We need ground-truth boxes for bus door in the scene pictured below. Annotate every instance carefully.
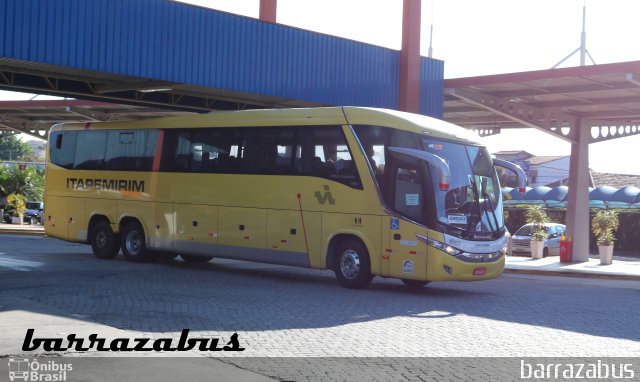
[386,163,429,281]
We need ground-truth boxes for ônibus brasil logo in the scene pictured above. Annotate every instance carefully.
[8,358,72,382]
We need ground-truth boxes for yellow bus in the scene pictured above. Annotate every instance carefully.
[44,107,524,289]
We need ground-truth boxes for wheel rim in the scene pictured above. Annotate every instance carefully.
[340,249,361,280]
[125,230,142,256]
[95,230,108,249]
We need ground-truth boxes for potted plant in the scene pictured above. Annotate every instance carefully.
[525,205,549,259]
[6,193,27,225]
[591,209,619,265]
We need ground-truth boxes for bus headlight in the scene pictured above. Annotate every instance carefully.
[417,234,504,263]
[456,251,503,263]
[417,234,462,256]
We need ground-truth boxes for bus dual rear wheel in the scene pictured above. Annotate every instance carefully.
[90,220,120,259]
[121,221,157,262]
[334,238,373,289]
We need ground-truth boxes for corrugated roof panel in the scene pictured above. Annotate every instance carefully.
[0,0,443,116]
[420,57,444,119]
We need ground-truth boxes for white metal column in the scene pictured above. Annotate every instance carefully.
[565,118,591,262]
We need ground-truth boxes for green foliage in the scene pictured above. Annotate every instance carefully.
[0,134,35,161]
[591,209,619,246]
[504,206,640,252]
[6,193,27,217]
[524,204,549,241]
[0,166,44,201]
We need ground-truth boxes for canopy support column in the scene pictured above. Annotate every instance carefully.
[565,118,591,262]
[259,0,277,23]
[399,0,421,113]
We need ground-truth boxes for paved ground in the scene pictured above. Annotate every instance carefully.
[1,234,639,381]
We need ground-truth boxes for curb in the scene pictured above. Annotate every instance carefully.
[0,229,45,237]
[504,268,640,281]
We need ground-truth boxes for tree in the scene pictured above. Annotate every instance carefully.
[0,166,44,201]
[0,134,35,161]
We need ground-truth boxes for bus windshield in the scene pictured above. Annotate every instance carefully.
[422,139,503,235]
[353,125,503,237]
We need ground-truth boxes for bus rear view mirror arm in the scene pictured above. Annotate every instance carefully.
[389,147,451,190]
[492,158,527,193]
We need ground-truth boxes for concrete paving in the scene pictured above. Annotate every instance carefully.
[1,233,639,381]
[505,254,640,280]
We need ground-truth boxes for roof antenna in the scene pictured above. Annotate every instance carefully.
[552,0,596,68]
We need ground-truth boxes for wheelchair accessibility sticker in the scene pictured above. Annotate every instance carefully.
[390,218,400,230]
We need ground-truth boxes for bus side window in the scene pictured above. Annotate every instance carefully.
[49,131,77,169]
[103,130,156,171]
[306,126,361,189]
[74,130,107,170]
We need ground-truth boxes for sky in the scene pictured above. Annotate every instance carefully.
[4,0,640,174]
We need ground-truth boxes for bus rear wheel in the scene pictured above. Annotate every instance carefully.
[90,220,120,259]
[334,238,373,289]
[121,221,156,262]
[180,254,213,263]
[401,279,430,288]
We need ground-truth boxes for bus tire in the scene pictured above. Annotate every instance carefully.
[401,279,430,288]
[90,220,120,259]
[334,238,373,289]
[180,254,213,263]
[121,221,155,262]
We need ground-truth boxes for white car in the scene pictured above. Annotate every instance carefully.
[510,223,567,257]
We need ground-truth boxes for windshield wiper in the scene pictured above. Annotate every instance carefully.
[467,175,482,232]
[480,179,500,232]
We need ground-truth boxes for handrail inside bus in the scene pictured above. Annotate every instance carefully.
[389,147,451,190]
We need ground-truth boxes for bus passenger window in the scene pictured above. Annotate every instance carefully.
[74,130,107,170]
[306,126,361,189]
[49,131,77,169]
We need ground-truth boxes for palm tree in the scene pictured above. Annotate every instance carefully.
[0,167,44,201]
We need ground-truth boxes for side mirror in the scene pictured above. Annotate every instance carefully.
[493,158,527,193]
[389,147,451,190]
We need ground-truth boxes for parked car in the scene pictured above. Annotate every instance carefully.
[2,201,44,225]
[510,223,566,257]
[25,201,44,225]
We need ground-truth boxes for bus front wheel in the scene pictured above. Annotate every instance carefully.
[90,220,120,259]
[334,238,373,289]
[121,221,155,262]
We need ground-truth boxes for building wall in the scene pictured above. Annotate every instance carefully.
[530,157,570,186]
